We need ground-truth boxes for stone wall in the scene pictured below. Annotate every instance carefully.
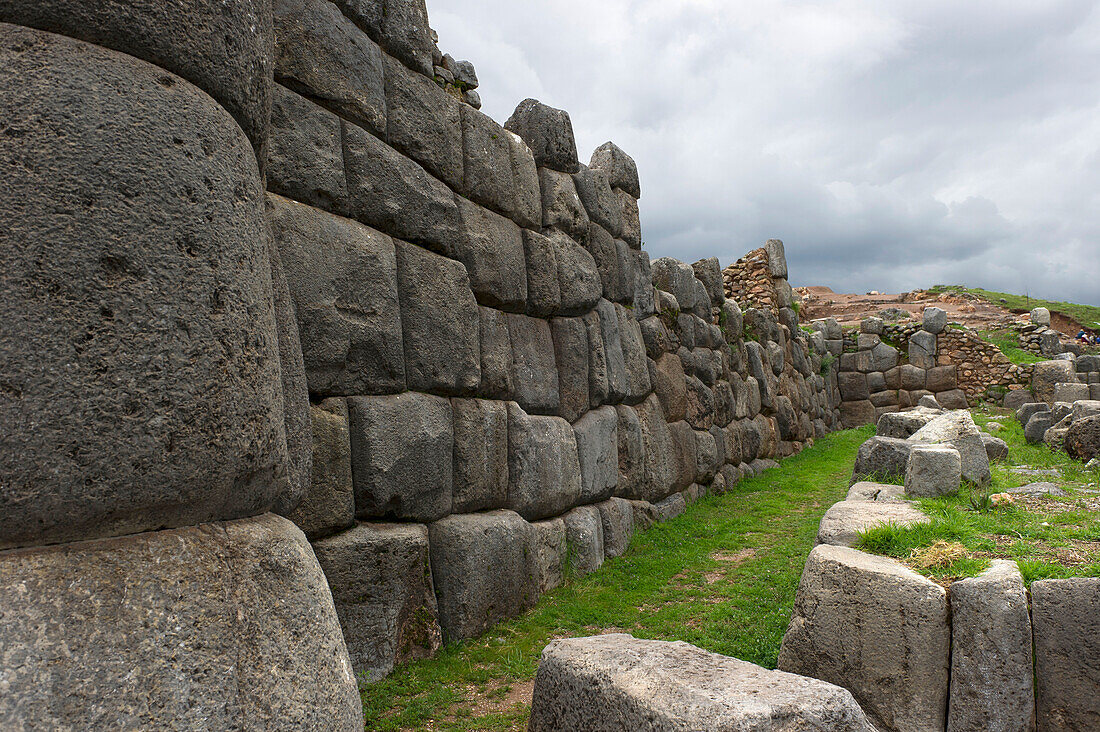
[0,5,361,729]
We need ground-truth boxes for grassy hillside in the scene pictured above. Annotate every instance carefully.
[928,284,1100,329]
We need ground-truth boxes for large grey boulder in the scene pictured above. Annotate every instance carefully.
[922,306,947,334]
[651,257,699,313]
[852,436,913,483]
[395,240,480,396]
[451,398,509,514]
[1030,306,1051,326]
[286,400,355,540]
[1025,412,1054,445]
[1032,360,1077,403]
[269,194,405,396]
[268,84,348,211]
[453,197,528,312]
[596,497,635,558]
[1,27,290,549]
[653,492,687,522]
[348,393,453,522]
[653,352,689,422]
[614,404,645,499]
[948,560,1035,732]
[521,228,561,317]
[691,257,725,306]
[574,407,620,504]
[504,98,579,173]
[1003,389,1036,411]
[816,500,930,547]
[507,403,582,520]
[765,238,788,278]
[530,518,567,594]
[616,303,653,401]
[909,330,937,369]
[909,411,991,486]
[429,510,537,642]
[1031,577,1100,731]
[460,106,533,228]
[778,545,950,732]
[0,0,273,159]
[529,634,877,732]
[312,522,441,681]
[563,505,605,576]
[1065,414,1100,462]
[590,142,641,198]
[876,407,942,438]
[0,514,362,730]
[273,0,385,136]
[583,222,632,303]
[904,444,961,498]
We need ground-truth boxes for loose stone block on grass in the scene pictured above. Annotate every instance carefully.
[909,410,991,486]
[852,436,913,483]
[816,500,930,547]
[904,444,961,498]
[529,635,877,732]
[778,545,950,732]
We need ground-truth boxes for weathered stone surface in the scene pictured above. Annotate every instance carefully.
[507,403,582,520]
[1003,388,1036,411]
[651,257,699,312]
[348,393,452,522]
[550,228,602,315]
[596,498,635,558]
[381,53,463,189]
[685,376,716,430]
[634,395,678,501]
[505,98,579,173]
[269,194,405,396]
[764,238,788,279]
[1065,414,1100,462]
[530,634,877,732]
[343,118,463,253]
[451,398,509,514]
[0,514,363,730]
[312,522,440,682]
[905,444,961,498]
[693,429,721,483]
[669,420,699,490]
[653,352,689,422]
[584,222,632,303]
[869,342,899,372]
[1032,360,1077,403]
[477,307,514,399]
[287,400,355,540]
[1052,381,1090,403]
[1031,577,1100,732]
[574,407,619,504]
[1025,412,1054,444]
[573,164,623,238]
[521,229,562,317]
[839,372,870,401]
[922,306,947,334]
[778,544,950,732]
[852,436,913,483]
[876,407,941,439]
[460,106,530,226]
[332,0,434,77]
[616,303,653,402]
[505,129,543,229]
[1,0,273,160]
[269,83,349,212]
[531,518,567,594]
[909,330,937,369]
[595,299,629,403]
[936,389,969,410]
[981,432,1010,462]
[840,399,877,429]
[0,28,290,549]
[919,394,943,409]
[924,365,956,393]
[453,197,527,312]
[653,491,687,521]
[273,0,385,135]
[845,482,906,502]
[563,505,605,576]
[507,313,560,414]
[909,411,991,486]
[590,142,641,198]
[539,168,590,241]
[816,500,930,547]
[1030,306,1052,326]
[1018,401,1051,426]
[550,316,591,423]
[614,405,645,499]
[627,499,659,531]
[691,257,724,306]
[429,510,536,642]
[632,251,657,317]
[395,240,480,395]
[948,560,1035,732]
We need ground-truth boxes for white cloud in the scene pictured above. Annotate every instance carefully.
[429,0,1100,305]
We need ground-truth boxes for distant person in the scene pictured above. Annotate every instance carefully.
[1077,329,1089,343]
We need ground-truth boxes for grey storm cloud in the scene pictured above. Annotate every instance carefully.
[429,0,1100,305]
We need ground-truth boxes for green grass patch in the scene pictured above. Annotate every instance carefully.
[927,284,1100,329]
[361,426,875,730]
[855,407,1100,584]
[976,328,1045,365]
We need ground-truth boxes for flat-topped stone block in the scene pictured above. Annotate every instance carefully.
[816,500,930,547]
[905,444,961,498]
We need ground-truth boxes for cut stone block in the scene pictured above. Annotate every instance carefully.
[590,141,641,198]
[269,84,348,212]
[852,436,913,483]
[505,98,579,173]
[530,635,877,732]
[1031,577,1100,732]
[348,393,453,522]
[922,306,947,334]
[530,518,567,594]
[816,501,930,547]
[453,197,527,312]
[596,497,635,558]
[395,240,481,396]
[909,411,991,486]
[1032,360,1076,403]
[0,514,363,730]
[948,560,1035,732]
[507,313,560,415]
[286,399,356,540]
[506,403,582,520]
[451,398,509,514]
[845,482,906,502]
[429,510,536,642]
[478,307,514,400]
[778,545,950,732]
[538,168,590,242]
[521,229,561,317]
[909,330,937,369]
[563,505,605,577]
[312,522,441,681]
[551,316,590,423]
[573,406,619,504]
[904,444,962,498]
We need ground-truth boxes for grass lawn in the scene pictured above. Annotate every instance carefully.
[927,284,1100,329]
[361,425,874,731]
[857,406,1100,585]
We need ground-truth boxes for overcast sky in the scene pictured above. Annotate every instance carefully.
[430,0,1100,306]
